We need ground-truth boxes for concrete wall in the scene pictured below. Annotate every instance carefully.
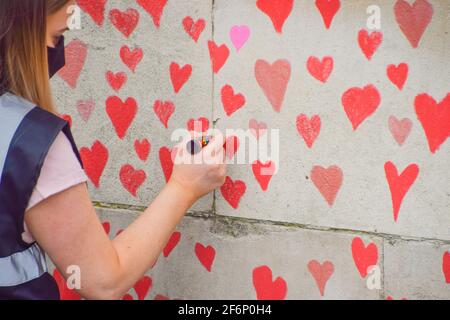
[50,0,450,299]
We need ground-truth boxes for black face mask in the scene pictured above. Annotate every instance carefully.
[47,35,66,78]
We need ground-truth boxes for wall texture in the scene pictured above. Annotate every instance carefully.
[50,0,449,299]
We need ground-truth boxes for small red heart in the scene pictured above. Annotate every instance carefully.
[53,269,82,300]
[154,294,169,300]
[106,96,137,139]
[308,260,334,297]
[187,117,209,132]
[221,85,246,116]
[102,221,110,235]
[252,160,276,191]
[159,146,174,182]
[358,29,383,61]
[252,265,287,300]
[119,164,147,197]
[58,39,87,89]
[385,161,419,222]
[351,237,378,278]
[307,56,333,83]
[249,119,267,139]
[443,251,450,284]
[388,116,412,146]
[195,243,216,272]
[137,0,168,27]
[310,165,343,206]
[79,140,109,188]
[153,100,175,128]
[120,45,143,73]
[342,84,381,130]
[109,8,139,38]
[134,138,151,161]
[220,176,246,209]
[61,114,72,128]
[296,114,321,148]
[77,0,106,26]
[163,231,181,257]
[208,41,230,74]
[315,0,341,29]
[122,294,134,300]
[133,276,152,300]
[106,71,127,92]
[223,136,239,159]
[387,63,408,90]
[170,62,192,93]
[256,0,293,33]
[183,16,206,42]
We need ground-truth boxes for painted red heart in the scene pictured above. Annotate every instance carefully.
[208,41,229,74]
[137,0,168,27]
[307,260,334,297]
[159,146,174,182]
[296,114,321,148]
[384,161,419,222]
[109,8,139,38]
[414,93,450,154]
[307,56,333,83]
[310,165,343,206]
[102,221,110,235]
[154,294,169,300]
[221,85,246,116]
[53,269,82,300]
[252,160,276,191]
[120,45,143,73]
[351,237,378,278]
[61,114,72,128]
[249,119,267,139]
[387,63,408,90]
[170,62,192,93]
[58,39,87,89]
[315,0,341,29]
[388,116,412,146]
[394,0,433,48]
[77,0,106,26]
[256,0,293,34]
[195,243,216,272]
[134,138,151,161]
[223,136,239,159]
[122,294,133,300]
[77,99,95,122]
[220,176,246,209]
[342,84,381,130]
[358,29,383,61]
[163,231,181,257]
[183,16,205,42]
[255,59,291,113]
[134,276,152,300]
[106,96,137,139]
[253,265,287,300]
[119,164,146,197]
[106,71,127,92]
[443,251,450,284]
[153,100,175,128]
[187,117,209,132]
[79,140,109,188]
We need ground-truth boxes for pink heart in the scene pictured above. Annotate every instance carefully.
[249,119,267,139]
[388,116,412,146]
[58,39,87,89]
[76,99,95,122]
[230,25,250,51]
[311,165,343,206]
[308,260,334,297]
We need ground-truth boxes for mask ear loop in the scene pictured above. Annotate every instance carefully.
[47,35,66,78]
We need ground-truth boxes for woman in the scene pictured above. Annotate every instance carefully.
[0,0,226,300]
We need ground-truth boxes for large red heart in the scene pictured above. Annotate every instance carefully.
[255,59,291,113]
[170,62,192,93]
[220,176,246,209]
[109,8,139,38]
[208,41,230,74]
[310,165,343,206]
[53,269,82,300]
[137,0,168,27]
[307,260,334,297]
[106,71,127,92]
[187,117,209,132]
[159,146,174,182]
[351,237,378,278]
[77,0,106,26]
[79,140,109,188]
[342,84,381,130]
[119,164,146,197]
[296,114,321,148]
[443,251,450,284]
[256,0,293,34]
[387,63,408,91]
[58,39,87,89]
[252,160,276,191]
[252,265,287,300]
[315,0,341,29]
[183,16,205,42]
[163,231,181,257]
[307,56,333,83]
[134,138,151,161]
[388,116,412,146]
[358,29,383,61]
[153,100,175,128]
[195,243,216,272]
[106,96,137,139]
[414,93,450,154]
[133,276,152,300]
[384,161,419,222]
[221,85,246,116]
[120,45,143,72]
[394,0,433,48]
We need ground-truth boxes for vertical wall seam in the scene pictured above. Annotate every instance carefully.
[211,0,217,216]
